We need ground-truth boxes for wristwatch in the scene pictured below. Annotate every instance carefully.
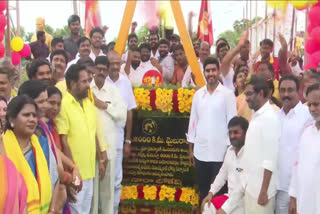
[125,139,132,145]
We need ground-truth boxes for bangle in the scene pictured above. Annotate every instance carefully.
[99,159,106,164]
[125,139,131,145]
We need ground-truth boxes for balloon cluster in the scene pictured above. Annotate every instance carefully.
[267,0,318,11]
[10,37,31,65]
[0,1,7,58]
[305,2,320,69]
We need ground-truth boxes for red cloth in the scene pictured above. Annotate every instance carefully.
[85,1,101,37]
[197,0,214,46]
[211,195,229,210]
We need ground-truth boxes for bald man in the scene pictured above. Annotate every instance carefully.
[106,51,137,214]
[199,41,211,71]
[31,17,54,52]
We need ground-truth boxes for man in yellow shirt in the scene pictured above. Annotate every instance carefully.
[55,64,103,213]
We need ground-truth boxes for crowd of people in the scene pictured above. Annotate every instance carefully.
[0,13,319,214]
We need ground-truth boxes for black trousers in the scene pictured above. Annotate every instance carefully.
[194,157,227,204]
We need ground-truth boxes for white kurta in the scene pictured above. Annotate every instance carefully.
[289,122,320,214]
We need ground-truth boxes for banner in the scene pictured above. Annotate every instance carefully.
[196,0,214,46]
[84,0,101,37]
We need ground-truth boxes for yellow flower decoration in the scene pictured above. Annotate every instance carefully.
[133,88,152,111]
[159,185,176,201]
[190,193,199,206]
[121,185,138,200]
[143,185,157,200]
[179,188,196,204]
[155,88,173,113]
[177,88,195,113]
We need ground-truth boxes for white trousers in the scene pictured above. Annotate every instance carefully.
[70,179,93,214]
[91,158,116,214]
[276,190,290,214]
[244,192,275,214]
[114,149,123,214]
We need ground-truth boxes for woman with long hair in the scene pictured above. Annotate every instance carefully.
[2,95,52,213]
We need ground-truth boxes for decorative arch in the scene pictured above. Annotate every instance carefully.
[114,0,205,86]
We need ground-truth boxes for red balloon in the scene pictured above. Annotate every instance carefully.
[0,30,4,42]
[307,23,316,34]
[0,1,7,12]
[0,12,6,29]
[308,6,320,26]
[310,51,320,67]
[19,44,31,58]
[11,51,21,66]
[305,39,320,55]
[311,27,320,44]
[0,42,5,58]
[303,63,317,70]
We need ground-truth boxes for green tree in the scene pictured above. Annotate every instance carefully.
[218,16,262,49]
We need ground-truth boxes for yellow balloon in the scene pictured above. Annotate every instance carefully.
[291,1,307,8]
[10,37,24,52]
[267,0,288,9]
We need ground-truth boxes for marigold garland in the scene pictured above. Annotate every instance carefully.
[155,88,173,113]
[121,185,199,206]
[133,88,152,111]
[134,87,196,114]
[177,88,195,113]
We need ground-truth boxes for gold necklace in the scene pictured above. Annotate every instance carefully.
[20,140,32,153]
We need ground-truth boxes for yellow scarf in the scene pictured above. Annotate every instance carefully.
[3,130,52,214]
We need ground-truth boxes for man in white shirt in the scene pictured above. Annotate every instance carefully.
[123,43,162,86]
[218,74,281,214]
[158,39,175,84]
[106,51,137,214]
[216,42,235,92]
[50,49,68,84]
[276,75,313,214]
[66,37,91,71]
[89,27,106,62]
[187,57,237,204]
[121,33,138,63]
[201,116,249,214]
[289,83,320,214]
[148,32,160,59]
[90,56,127,214]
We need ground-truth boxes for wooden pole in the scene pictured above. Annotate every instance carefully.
[73,0,78,15]
[265,1,268,39]
[255,0,258,52]
[272,8,276,56]
[289,7,295,51]
[16,0,20,36]
[6,1,11,56]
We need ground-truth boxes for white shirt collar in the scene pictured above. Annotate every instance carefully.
[253,101,270,118]
[280,101,303,116]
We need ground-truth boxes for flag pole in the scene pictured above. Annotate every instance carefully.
[265,1,268,39]
[6,1,11,56]
[289,7,295,51]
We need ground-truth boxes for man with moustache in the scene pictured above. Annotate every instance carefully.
[158,39,175,84]
[55,64,100,213]
[89,27,105,61]
[50,49,68,84]
[171,45,194,86]
[217,75,280,214]
[149,32,160,59]
[66,37,92,71]
[169,34,181,54]
[289,83,320,214]
[276,75,313,214]
[201,116,249,214]
[106,51,137,214]
[90,56,127,214]
[123,43,161,86]
[121,33,138,63]
[187,57,237,204]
